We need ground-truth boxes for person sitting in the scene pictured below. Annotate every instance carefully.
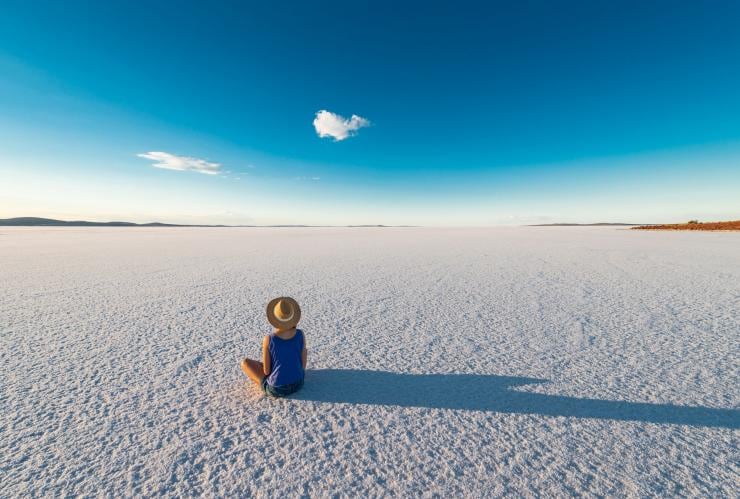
[240,297,307,397]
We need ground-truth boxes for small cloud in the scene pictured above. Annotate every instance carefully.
[311,177,320,181]
[313,110,369,141]
[137,151,221,175]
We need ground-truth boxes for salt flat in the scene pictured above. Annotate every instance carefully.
[1,227,738,497]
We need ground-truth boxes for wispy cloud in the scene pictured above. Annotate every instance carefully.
[313,110,370,141]
[137,151,222,175]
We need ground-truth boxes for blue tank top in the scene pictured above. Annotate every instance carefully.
[267,329,305,387]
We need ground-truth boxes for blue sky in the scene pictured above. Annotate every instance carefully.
[1,1,739,225]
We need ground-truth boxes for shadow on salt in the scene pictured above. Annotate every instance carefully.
[292,369,739,429]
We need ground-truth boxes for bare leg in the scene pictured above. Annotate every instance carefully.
[240,358,265,387]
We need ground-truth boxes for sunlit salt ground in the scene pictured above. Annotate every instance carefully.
[1,227,738,496]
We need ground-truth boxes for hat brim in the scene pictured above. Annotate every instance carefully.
[266,297,301,329]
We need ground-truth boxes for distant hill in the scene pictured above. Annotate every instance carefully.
[529,223,646,227]
[0,217,402,228]
[0,217,206,227]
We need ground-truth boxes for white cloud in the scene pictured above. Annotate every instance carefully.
[313,110,370,141]
[137,151,222,175]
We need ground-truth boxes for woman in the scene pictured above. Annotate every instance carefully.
[240,297,307,397]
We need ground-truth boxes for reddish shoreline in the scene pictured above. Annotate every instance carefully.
[632,220,740,231]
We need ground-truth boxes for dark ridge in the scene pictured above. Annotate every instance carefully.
[0,217,415,228]
[529,223,649,227]
[0,217,201,227]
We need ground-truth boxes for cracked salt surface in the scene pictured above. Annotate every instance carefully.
[1,227,738,496]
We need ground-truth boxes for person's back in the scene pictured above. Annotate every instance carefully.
[267,328,305,387]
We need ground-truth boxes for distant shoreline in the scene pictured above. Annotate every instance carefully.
[4,217,738,230]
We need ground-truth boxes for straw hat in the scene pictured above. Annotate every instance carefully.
[266,296,301,330]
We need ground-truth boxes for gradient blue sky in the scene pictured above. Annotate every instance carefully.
[1,0,739,225]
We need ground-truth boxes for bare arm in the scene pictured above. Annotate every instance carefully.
[301,334,307,369]
[262,335,271,376]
